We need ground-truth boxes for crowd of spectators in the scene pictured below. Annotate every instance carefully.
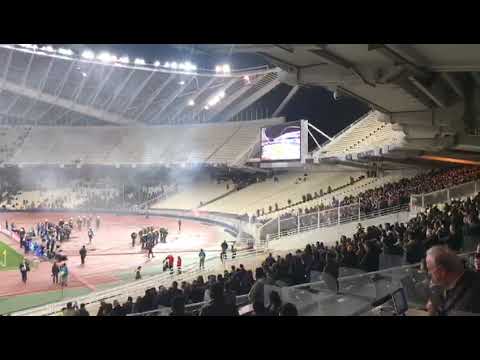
[259,166,480,230]
[90,262,298,317]
[255,174,365,219]
[258,191,480,292]
[64,188,480,317]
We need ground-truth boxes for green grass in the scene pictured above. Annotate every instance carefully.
[0,241,24,271]
[0,287,92,315]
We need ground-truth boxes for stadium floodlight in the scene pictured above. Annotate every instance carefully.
[222,64,231,73]
[153,60,161,67]
[164,62,171,68]
[118,56,130,64]
[188,99,195,106]
[134,58,146,65]
[171,62,178,69]
[184,62,194,72]
[58,48,74,56]
[97,52,115,63]
[81,50,95,60]
[178,63,185,70]
[215,65,222,73]
[41,45,55,53]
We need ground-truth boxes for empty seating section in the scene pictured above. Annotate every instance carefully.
[0,127,31,163]
[207,121,266,164]
[2,118,284,165]
[204,172,361,215]
[150,180,233,210]
[318,111,405,158]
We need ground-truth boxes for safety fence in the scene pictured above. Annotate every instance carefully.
[410,179,480,213]
[257,203,410,243]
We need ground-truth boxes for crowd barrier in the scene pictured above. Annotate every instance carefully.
[410,179,480,213]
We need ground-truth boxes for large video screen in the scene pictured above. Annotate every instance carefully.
[261,121,301,161]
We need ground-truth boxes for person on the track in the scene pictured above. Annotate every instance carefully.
[221,240,228,263]
[131,232,137,247]
[87,228,94,244]
[231,243,237,259]
[178,219,182,232]
[59,263,69,287]
[52,261,59,284]
[165,254,174,274]
[177,256,182,274]
[19,259,30,284]
[79,245,87,265]
[147,241,154,259]
[199,249,206,270]
[135,266,142,280]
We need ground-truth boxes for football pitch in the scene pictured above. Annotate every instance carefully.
[0,241,24,271]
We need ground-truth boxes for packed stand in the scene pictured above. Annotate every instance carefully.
[259,166,480,234]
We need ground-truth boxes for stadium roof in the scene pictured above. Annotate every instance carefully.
[196,44,480,114]
[0,45,284,126]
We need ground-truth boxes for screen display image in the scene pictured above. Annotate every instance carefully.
[261,122,301,161]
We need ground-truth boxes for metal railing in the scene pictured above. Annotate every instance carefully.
[410,179,480,212]
[258,202,410,242]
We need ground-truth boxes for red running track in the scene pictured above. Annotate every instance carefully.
[0,211,226,298]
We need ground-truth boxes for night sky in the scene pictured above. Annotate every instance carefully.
[80,44,369,143]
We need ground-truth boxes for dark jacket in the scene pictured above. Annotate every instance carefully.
[405,240,425,264]
[76,308,90,316]
[200,301,239,316]
[360,250,380,273]
[438,270,480,315]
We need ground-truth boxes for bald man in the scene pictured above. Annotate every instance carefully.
[425,245,480,315]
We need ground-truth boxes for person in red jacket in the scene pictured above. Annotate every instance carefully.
[165,254,174,275]
[177,256,182,274]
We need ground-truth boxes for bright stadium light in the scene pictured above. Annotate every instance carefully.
[81,50,95,60]
[164,62,170,68]
[171,62,178,69]
[118,56,130,64]
[58,48,74,56]
[179,80,185,85]
[188,99,195,106]
[215,65,222,73]
[97,52,115,63]
[41,45,55,53]
[153,60,160,67]
[222,64,231,73]
[134,58,146,65]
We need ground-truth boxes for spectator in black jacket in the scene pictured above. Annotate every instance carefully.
[200,283,239,316]
[76,303,90,316]
[360,241,380,273]
[426,245,480,315]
